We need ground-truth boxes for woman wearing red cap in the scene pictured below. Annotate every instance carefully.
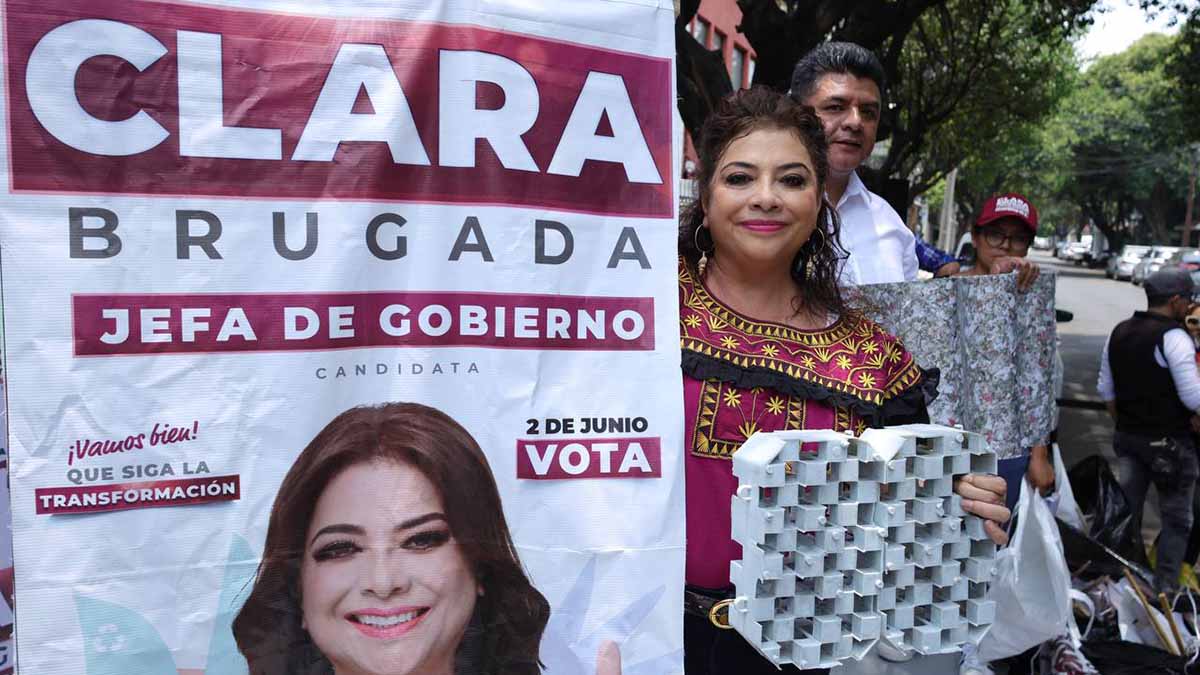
[962,193,1053,496]
[960,193,1041,290]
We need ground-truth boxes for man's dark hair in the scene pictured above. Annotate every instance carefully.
[1147,293,1177,308]
[789,41,887,102]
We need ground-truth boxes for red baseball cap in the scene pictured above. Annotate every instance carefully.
[977,193,1038,234]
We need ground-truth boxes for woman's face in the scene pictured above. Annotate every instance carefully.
[301,459,478,675]
[973,217,1033,272]
[703,126,822,273]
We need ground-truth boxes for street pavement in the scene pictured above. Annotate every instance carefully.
[1047,249,1143,469]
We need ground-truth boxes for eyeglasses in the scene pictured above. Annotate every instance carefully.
[979,227,1033,251]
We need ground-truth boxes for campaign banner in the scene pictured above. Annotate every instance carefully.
[0,346,13,674]
[0,0,683,673]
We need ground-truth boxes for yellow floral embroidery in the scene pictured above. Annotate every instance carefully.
[885,342,902,363]
[862,341,878,354]
[858,372,877,389]
[800,355,816,369]
[738,420,760,439]
[765,396,786,414]
[722,389,742,408]
[835,354,853,370]
[684,314,702,328]
[761,344,780,358]
[855,420,868,435]
[720,335,740,350]
[813,347,833,363]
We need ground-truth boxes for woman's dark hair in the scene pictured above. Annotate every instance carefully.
[679,86,850,319]
[232,402,549,675]
[789,41,887,102]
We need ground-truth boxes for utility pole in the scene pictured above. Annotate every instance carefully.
[1185,145,1199,247]
[938,167,959,252]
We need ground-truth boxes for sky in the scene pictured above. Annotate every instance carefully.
[1076,0,1186,61]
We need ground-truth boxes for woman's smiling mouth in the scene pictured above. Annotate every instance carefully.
[347,607,430,638]
[739,220,788,233]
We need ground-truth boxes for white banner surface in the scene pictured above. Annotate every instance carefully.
[0,0,683,672]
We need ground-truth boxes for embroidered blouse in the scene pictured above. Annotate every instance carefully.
[679,259,937,587]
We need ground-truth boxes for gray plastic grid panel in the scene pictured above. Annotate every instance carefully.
[728,425,997,669]
[877,424,998,656]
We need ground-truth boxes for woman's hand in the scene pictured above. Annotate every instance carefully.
[992,256,1040,291]
[597,640,622,675]
[954,473,1011,546]
[1026,444,1055,496]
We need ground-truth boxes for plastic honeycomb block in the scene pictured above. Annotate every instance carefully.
[729,425,996,667]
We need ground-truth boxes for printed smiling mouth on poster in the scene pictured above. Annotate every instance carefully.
[0,1,682,674]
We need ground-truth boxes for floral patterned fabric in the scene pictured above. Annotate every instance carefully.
[858,272,1058,459]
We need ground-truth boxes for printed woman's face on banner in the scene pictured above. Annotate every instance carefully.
[300,459,479,675]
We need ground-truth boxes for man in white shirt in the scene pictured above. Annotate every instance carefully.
[1098,268,1200,592]
[789,42,917,285]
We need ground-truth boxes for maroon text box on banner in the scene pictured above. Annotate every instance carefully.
[34,475,241,515]
[5,0,674,217]
[516,437,662,479]
[73,291,655,355]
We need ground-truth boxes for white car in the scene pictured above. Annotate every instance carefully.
[1109,245,1150,281]
[1062,242,1089,262]
[1132,246,1182,285]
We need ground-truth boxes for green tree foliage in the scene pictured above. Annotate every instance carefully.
[1052,33,1190,246]
[939,30,1194,248]
[1168,10,1200,137]
[675,0,1093,213]
[885,0,1080,202]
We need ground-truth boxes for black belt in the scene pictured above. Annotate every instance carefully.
[684,585,735,629]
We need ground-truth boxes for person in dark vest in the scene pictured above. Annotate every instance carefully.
[1098,268,1200,591]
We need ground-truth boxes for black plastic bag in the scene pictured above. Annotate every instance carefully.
[1081,640,1193,674]
[1067,454,1152,569]
[1058,518,1155,584]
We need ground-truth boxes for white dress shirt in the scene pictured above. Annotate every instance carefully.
[833,171,918,286]
[1097,327,1200,411]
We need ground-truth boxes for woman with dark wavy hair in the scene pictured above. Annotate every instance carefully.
[232,402,549,675]
[677,87,1009,674]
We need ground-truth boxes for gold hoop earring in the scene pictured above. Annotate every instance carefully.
[808,226,827,252]
[694,222,715,272]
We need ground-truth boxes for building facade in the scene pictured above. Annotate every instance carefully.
[683,0,757,169]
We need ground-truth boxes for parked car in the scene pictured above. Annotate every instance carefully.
[1062,242,1089,262]
[1132,246,1182,285]
[1107,244,1151,280]
[1180,250,1200,275]
[1163,248,1200,273]
[1054,241,1071,258]
[1088,249,1112,268]
[1033,236,1052,251]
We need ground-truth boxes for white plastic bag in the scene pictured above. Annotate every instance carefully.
[1052,442,1086,532]
[976,479,1073,661]
[1109,578,1176,649]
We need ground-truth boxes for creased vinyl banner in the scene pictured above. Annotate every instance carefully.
[0,0,684,673]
